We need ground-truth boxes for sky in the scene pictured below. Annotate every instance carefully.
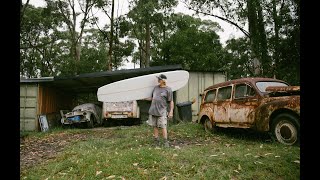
[22,0,245,69]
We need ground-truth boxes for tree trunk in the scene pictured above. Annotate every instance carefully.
[107,0,115,71]
[76,40,81,62]
[145,22,150,67]
[247,0,261,75]
[272,0,280,78]
[163,26,167,62]
[72,0,79,74]
[256,0,269,76]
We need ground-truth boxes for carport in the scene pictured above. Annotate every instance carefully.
[20,65,183,131]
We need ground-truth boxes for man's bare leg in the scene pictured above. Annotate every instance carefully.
[162,128,169,147]
[153,127,160,146]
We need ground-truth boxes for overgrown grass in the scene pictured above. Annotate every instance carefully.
[21,122,300,180]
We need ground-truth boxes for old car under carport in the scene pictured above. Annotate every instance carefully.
[20,65,184,131]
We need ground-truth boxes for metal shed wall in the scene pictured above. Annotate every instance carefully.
[20,84,74,131]
[175,71,226,121]
[20,83,39,131]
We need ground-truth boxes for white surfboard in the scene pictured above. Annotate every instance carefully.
[97,70,189,102]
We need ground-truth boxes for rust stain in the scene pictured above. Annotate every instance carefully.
[266,86,300,92]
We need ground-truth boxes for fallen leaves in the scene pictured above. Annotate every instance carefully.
[264,153,273,156]
[225,143,236,147]
[133,163,139,166]
[254,161,263,165]
[172,154,178,158]
[96,171,102,176]
[106,175,116,179]
[159,176,167,180]
[20,131,88,171]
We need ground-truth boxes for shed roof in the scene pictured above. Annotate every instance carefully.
[20,65,183,93]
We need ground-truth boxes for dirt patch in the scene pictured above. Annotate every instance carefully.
[20,132,88,171]
[20,127,119,171]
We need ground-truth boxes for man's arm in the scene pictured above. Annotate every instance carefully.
[168,100,174,118]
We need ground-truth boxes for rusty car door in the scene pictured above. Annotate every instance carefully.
[201,89,216,120]
[214,86,232,123]
[229,83,260,126]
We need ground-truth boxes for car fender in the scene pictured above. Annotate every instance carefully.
[255,96,300,131]
[197,108,214,124]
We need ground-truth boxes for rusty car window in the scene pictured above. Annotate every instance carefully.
[256,81,288,92]
[235,84,256,99]
[235,85,246,98]
[247,86,256,96]
[217,86,232,101]
[204,89,216,103]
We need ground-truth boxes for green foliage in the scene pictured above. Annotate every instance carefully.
[20,3,65,78]
[224,37,253,79]
[20,0,299,85]
[152,14,225,71]
[186,0,300,84]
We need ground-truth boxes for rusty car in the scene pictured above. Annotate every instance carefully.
[61,103,103,128]
[197,77,300,145]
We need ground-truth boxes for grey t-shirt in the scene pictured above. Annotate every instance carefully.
[148,85,173,116]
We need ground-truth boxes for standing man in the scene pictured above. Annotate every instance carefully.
[146,74,174,148]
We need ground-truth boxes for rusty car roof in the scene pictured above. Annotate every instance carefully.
[204,77,289,91]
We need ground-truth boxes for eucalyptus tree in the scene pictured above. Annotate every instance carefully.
[127,0,178,68]
[152,14,225,71]
[93,0,115,70]
[20,3,66,78]
[184,0,300,84]
[92,1,135,70]
[50,0,97,74]
[183,0,267,75]
[224,38,252,80]
[261,0,300,84]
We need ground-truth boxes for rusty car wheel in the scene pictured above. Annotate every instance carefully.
[271,113,299,145]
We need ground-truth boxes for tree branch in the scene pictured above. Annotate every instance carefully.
[57,0,74,34]
[20,0,30,25]
[187,5,250,38]
[90,8,109,40]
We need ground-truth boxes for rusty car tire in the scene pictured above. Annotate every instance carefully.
[271,113,299,145]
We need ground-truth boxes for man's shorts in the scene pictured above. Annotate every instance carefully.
[147,115,167,129]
